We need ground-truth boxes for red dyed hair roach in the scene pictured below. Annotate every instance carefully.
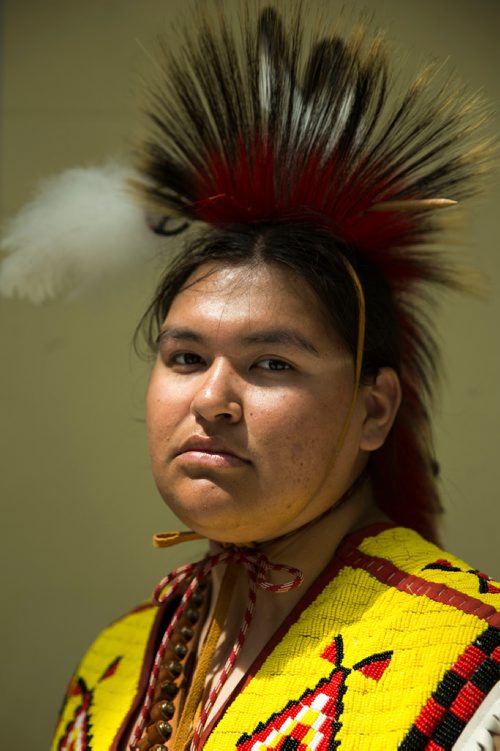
[135,5,492,543]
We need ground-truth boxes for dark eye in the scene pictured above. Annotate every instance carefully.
[255,358,291,371]
[170,352,204,366]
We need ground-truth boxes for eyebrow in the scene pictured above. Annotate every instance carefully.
[157,326,320,356]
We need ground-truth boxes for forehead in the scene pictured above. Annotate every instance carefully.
[164,262,338,344]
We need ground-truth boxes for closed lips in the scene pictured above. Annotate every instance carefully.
[175,438,249,462]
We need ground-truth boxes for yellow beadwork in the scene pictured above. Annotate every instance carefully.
[51,528,500,751]
[204,528,495,750]
[51,604,157,751]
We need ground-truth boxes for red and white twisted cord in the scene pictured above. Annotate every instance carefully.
[129,547,303,749]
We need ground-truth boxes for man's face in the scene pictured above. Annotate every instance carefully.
[146,261,370,543]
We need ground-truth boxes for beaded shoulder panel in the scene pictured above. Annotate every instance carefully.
[51,602,159,751]
[204,527,500,751]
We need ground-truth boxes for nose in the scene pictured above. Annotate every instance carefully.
[190,358,243,424]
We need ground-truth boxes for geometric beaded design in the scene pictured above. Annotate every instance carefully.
[57,658,121,751]
[51,528,500,751]
[400,626,500,750]
[422,560,500,595]
[51,602,159,751]
[236,636,393,750]
[204,528,500,750]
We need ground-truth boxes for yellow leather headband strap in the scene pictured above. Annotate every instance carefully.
[332,254,366,458]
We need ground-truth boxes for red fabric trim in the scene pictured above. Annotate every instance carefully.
[339,546,500,627]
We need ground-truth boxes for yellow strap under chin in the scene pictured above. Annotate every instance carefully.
[153,530,204,548]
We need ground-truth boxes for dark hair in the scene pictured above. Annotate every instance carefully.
[137,223,441,542]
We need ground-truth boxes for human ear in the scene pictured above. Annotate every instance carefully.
[359,367,402,451]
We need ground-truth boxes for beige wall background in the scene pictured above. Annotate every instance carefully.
[1,0,499,746]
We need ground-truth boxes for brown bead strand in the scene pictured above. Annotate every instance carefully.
[135,581,209,751]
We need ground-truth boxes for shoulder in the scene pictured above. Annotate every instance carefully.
[338,524,500,614]
[69,600,160,690]
[51,601,162,751]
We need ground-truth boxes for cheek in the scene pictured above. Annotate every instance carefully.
[250,393,337,476]
[146,373,189,450]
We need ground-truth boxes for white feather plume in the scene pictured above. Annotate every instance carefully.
[0,163,168,303]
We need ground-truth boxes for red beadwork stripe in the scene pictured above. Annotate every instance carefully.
[199,531,499,749]
[425,741,446,751]
[414,697,447,735]
[452,645,487,680]
[294,723,308,740]
[449,682,486,721]
[401,625,500,749]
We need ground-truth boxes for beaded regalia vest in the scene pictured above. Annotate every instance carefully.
[51,526,500,750]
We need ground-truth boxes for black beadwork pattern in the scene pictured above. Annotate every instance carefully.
[399,626,500,750]
[422,560,500,595]
[352,650,393,673]
[236,636,350,750]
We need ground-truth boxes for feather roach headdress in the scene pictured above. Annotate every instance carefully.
[135,4,491,543]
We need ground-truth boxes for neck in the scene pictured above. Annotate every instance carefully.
[209,478,385,623]
[198,480,387,726]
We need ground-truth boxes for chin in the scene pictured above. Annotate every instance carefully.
[158,479,249,540]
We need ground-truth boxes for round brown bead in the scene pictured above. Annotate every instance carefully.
[157,721,173,740]
[151,700,175,722]
[174,642,188,659]
[180,626,194,642]
[167,659,183,677]
[190,591,204,606]
[159,681,179,700]
[159,699,175,719]
[185,608,199,624]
